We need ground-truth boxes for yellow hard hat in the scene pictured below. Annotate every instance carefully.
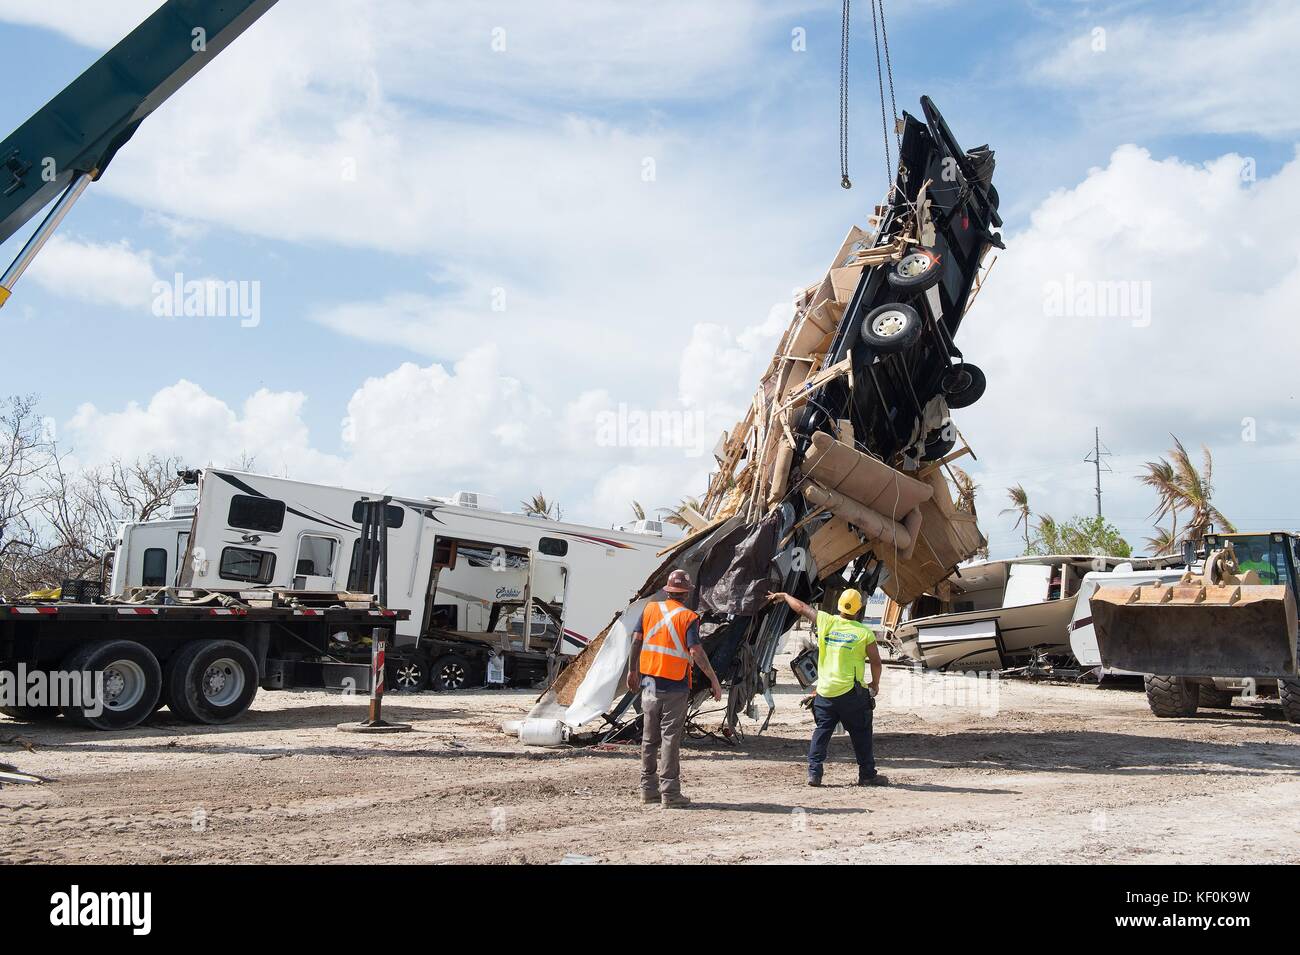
[838,588,863,616]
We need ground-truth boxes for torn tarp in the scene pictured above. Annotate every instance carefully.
[697,511,781,615]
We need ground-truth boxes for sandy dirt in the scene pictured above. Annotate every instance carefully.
[3,658,1298,864]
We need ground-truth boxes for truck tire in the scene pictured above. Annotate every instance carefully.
[61,640,162,730]
[431,654,476,692]
[1198,685,1234,709]
[0,704,61,722]
[1144,674,1200,717]
[165,640,259,724]
[389,657,429,692]
[860,303,923,353]
[1279,678,1300,724]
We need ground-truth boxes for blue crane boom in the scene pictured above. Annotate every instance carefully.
[0,0,279,308]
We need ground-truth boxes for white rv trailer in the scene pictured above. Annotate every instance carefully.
[156,468,668,689]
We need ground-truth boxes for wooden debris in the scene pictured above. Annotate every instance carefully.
[689,212,987,610]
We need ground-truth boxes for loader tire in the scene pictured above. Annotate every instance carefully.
[1279,678,1300,724]
[1144,674,1200,717]
[1198,686,1234,709]
[165,640,259,725]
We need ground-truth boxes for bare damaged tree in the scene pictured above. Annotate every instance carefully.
[0,396,56,596]
[36,454,187,585]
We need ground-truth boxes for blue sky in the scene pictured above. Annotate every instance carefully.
[2,0,1298,555]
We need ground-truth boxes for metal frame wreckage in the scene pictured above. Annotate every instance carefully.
[534,96,1003,740]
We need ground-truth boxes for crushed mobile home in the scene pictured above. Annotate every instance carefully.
[528,97,1001,737]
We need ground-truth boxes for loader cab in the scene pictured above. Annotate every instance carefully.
[1205,532,1298,592]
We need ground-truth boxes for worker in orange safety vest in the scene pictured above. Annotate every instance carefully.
[626,569,722,808]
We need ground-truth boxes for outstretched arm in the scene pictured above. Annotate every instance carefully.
[767,591,818,625]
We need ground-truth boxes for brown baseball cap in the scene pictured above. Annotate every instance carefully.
[665,569,692,594]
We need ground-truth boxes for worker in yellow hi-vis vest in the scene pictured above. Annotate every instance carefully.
[768,588,888,787]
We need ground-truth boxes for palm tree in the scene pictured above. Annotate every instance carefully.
[1001,483,1032,554]
[1167,436,1234,540]
[1139,435,1234,548]
[630,501,646,521]
[521,492,560,521]
[1139,458,1179,549]
[1145,525,1178,556]
[951,467,977,514]
[1031,513,1061,555]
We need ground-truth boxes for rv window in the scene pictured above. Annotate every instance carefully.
[351,500,405,529]
[141,548,168,587]
[346,538,381,591]
[538,537,568,557]
[228,494,285,533]
[219,547,276,583]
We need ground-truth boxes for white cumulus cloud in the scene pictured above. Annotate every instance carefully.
[25,236,160,310]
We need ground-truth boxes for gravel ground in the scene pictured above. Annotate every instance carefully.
[3,659,1298,864]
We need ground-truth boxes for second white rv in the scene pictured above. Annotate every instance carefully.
[113,469,670,691]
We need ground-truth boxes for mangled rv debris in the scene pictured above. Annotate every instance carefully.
[523,97,1002,740]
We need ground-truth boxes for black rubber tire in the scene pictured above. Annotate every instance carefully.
[389,656,429,692]
[860,303,923,353]
[886,247,943,295]
[1279,678,1300,724]
[1198,686,1235,709]
[0,704,61,722]
[431,654,476,692]
[921,426,956,461]
[61,640,162,730]
[942,363,987,409]
[164,640,259,725]
[1145,674,1200,718]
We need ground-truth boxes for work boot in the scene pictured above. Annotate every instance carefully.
[858,772,890,787]
[661,792,692,809]
[807,771,823,787]
[640,790,659,804]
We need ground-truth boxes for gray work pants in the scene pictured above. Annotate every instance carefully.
[640,684,690,796]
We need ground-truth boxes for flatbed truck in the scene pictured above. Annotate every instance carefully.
[0,590,407,730]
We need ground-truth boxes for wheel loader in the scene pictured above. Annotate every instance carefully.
[1090,532,1300,722]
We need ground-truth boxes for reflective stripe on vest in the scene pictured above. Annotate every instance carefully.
[640,599,695,682]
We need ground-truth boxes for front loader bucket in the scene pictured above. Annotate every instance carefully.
[1091,582,1298,677]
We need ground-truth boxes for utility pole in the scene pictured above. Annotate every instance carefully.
[1083,427,1112,518]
